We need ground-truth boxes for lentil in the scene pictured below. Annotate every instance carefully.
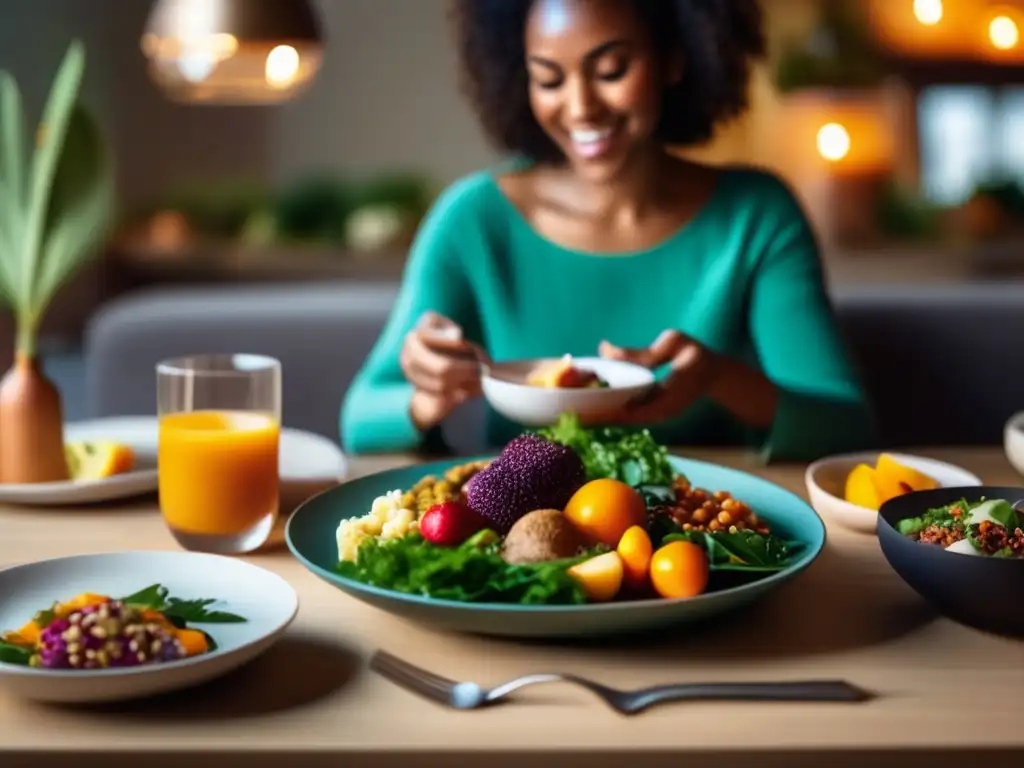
[651,475,769,535]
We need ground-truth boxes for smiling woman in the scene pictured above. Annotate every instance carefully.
[340,0,877,462]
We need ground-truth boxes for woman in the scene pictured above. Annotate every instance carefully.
[341,0,876,460]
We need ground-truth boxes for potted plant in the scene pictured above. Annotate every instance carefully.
[0,40,115,483]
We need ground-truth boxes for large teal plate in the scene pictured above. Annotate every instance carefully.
[285,456,826,639]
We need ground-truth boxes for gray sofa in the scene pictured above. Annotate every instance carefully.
[83,280,1024,455]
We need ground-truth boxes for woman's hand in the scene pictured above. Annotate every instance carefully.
[598,330,721,424]
[401,311,489,430]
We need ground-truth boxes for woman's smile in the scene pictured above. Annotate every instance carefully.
[568,122,622,160]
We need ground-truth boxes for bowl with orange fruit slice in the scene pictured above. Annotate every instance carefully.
[805,451,982,534]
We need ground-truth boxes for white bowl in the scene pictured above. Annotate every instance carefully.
[481,356,655,427]
[1003,412,1024,476]
[0,551,298,703]
[805,451,982,534]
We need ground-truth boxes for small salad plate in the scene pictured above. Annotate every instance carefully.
[0,415,348,507]
[0,550,299,703]
[287,448,825,640]
[481,356,655,427]
[877,486,1024,637]
[805,451,981,534]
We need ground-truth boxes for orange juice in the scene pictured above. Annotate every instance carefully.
[158,410,280,537]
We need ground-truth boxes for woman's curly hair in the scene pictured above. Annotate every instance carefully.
[451,0,766,163]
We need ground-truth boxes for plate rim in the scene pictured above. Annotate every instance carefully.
[0,550,299,678]
[285,453,827,613]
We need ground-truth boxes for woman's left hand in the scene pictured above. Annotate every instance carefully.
[599,330,721,424]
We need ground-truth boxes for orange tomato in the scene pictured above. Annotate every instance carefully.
[617,525,653,587]
[649,541,709,599]
[563,478,647,547]
[566,551,624,602]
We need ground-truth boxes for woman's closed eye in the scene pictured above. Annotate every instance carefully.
[595,57,630,82]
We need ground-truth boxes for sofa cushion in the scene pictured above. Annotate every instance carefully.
[84,280,1023,452]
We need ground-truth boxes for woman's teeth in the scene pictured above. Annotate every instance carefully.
[570,127,615,158]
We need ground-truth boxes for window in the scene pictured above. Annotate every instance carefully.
[918,85,1024,205]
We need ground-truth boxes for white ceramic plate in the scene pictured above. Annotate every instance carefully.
[0,416,348,507]
[805,451,982,534]
[0,550,298,703]
[481,356,655,427]
[1003,412,1024,476]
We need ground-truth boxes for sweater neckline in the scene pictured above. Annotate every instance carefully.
[482,163,734,261]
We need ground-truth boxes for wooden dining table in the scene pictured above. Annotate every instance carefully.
[3,446,1024,768]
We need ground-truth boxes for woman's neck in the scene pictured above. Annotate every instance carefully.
[547,143,675,226]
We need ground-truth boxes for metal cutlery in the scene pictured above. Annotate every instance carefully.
[370,649,873,715]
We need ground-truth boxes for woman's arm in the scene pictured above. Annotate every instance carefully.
[704,353,779,430]
[740,195,877,462]
[340,182,483,455]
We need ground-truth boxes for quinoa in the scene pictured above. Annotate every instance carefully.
[31,600,185,670]
[972,520,1024,556]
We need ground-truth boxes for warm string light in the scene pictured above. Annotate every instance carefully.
[989,13,1020,50]
[817,123,852,163]
[907,0,1022,52]
[914,0,944,26]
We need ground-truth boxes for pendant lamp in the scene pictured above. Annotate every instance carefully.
[141,0,324,104]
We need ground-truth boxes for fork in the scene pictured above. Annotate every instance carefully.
[370,650,872,715]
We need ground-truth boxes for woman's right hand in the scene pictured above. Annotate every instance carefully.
[401,311,488,430]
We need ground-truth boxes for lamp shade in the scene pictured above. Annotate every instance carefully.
[142,0,324,104]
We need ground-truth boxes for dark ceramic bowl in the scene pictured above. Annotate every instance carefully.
[877,485,1024,637]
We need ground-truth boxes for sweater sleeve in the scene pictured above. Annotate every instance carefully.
[339,178,484,454]
[745,181,877,462]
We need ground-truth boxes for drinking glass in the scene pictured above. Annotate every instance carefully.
[156,354,282,554]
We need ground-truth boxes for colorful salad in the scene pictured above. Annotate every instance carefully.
[0,584,246,670]
[334,413,805,605]
[897,497,1024,558]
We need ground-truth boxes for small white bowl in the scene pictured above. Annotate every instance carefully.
[0,551,298,703]
[1003,412,1024,476]
[481,356,655,427]
[805,451,982,534]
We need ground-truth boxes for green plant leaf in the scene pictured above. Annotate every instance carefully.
[162,598,247,624]
[0,70,26,208]
[120,583,169,611]
[18,40,86,349]
[32,103,114,317]
[0,177,19,304]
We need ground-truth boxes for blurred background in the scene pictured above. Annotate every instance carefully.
[2,0,1023,439]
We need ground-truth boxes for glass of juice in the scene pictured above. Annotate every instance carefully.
[157,354,282,555]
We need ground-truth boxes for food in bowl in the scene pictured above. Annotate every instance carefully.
[844,452,939,511]
[333,413,806,605]
[525,354,609,389]
[0,584,245,669]
[896,497,1024,558]
[64,440,136,481]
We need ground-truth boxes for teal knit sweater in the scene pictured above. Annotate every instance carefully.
[341,165,875,460]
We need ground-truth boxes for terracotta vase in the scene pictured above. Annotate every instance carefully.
[0,354,69,484]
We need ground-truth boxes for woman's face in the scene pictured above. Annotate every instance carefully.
[524,0,671,183]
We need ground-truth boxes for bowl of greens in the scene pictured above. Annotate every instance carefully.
[286,414,826,639]
[877,486,1024,637]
